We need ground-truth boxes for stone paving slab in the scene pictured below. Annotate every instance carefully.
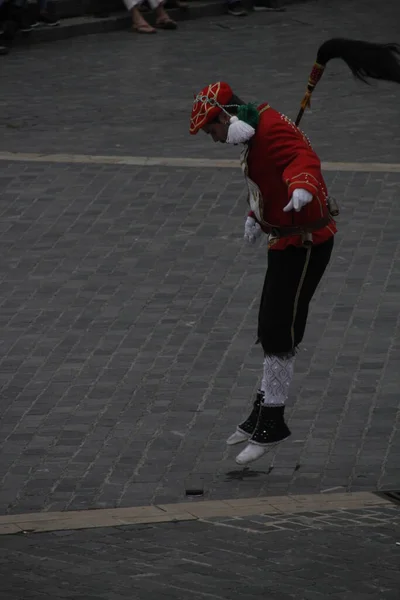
[0,503,399,599]
[1,151,400,173]
[1,0,400,163]
[0,491,389,535]
[0,159,400,514]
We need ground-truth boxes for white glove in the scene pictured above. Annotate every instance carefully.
[283,188,313,213]
[244,215,262,244]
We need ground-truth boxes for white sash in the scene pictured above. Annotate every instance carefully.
[240,146,265,225]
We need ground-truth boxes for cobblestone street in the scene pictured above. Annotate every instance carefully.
[1,159,400,512]
[0,0,399,163]
[0,0,400,597]
[1,503,400,599]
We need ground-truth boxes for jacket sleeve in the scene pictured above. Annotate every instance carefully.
[263,116,323,200]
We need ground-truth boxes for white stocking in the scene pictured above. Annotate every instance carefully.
[261,355,295,406]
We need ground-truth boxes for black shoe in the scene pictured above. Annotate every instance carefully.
[239,389,264,435]
[32,12,60,27]
[251,405,291,445]
[235,405,291,465]
[227,1,248,16]
[20,20,34,32]
[226,390,263,445]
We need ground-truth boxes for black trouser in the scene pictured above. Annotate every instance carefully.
[0,1,25,43]
[258,236,334,356]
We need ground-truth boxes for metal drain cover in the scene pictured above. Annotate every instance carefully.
[185,488,204,497]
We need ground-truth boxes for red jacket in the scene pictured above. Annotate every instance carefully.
[245,103,336,250]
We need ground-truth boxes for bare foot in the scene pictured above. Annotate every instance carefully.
[155,5,177,28]
[132,7,156,33]
[133,21,157,33]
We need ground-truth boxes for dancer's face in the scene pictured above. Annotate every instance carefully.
[202,113,230,143]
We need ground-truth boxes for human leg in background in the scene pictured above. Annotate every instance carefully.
[7,0,58,32]
[0,0,11,54]
[152,0,177,29]
[0,0,25,49]
[226,0,247,17]
[235,237,334,466]
[124,0,176,34]
[34,0,60,27]
[124,0,156,33]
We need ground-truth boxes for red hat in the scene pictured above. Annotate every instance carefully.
[190,82,233,135]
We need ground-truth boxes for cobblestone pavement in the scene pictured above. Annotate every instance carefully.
[1,505,399,599]
[0,0,400,517]
[0,158,400,513]
[0,0,399,163]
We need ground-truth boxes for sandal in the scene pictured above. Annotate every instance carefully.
[155,18,177,30]
[133,23,157,34]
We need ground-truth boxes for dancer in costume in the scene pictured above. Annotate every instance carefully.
[191,83,336,465]
[189,39,400,466]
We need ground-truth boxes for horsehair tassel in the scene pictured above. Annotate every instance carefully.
[295,37,400,127]
[316,38,400,83]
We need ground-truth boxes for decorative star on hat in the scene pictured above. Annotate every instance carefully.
[190,81,260,144]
